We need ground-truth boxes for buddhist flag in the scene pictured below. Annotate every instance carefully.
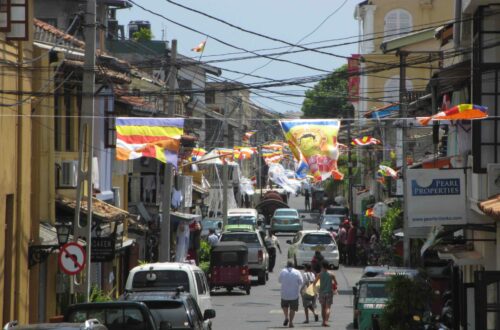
[242,131,256,143]
[417,104,488,126]
[191,40,206,52]
[378,165,398,179]
[115,118,184,167]
[234,146,257,160]
[365,208,374,217]
[351,136,381,146]
[280,119,343,182]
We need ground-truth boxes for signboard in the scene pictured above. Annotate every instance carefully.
[347,54,360,103]
[58,242,86,275]
[91,236,116,262]
[406,169,466,227]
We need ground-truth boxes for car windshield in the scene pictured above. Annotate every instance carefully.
[143,301,191,329]
[322,217,342,225]
[359,283,389,298]
[324,207,347,215]
[220,233,259,244]
[203,220,222,229]
[302,234,333,245]
[275,210,298,217]
[228,216,256,226]
[131,270,190,291]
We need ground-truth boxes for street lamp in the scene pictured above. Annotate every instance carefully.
[28,222,72,269]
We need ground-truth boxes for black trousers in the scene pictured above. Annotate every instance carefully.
[347,244,356,266]
[268,247,276,272]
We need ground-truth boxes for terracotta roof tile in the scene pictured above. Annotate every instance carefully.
[34,18,85,49]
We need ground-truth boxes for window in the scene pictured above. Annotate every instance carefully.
[472,6,500,172]
[0,0,9,30]
[384,75,413,103]
[194,272,206,295]
[220,233,259,244]
[131,270,190,291]
[7,0,28,40]
[302,234,332,245]
[384,9,412,41]
[205,90,215,104]
[104,96,116,148]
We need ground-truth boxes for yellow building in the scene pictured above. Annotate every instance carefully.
[355,0,455,115]
[0,0,33,325]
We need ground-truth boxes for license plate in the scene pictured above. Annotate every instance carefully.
[311,245,325,251]
[283,220,289,224]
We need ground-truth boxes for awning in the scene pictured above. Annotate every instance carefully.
[38,222,85,246]
[364,103,399,119]
[437,245,484,266]
[56,195,138,222]
[433,60,470,94]
[478,194,500,220]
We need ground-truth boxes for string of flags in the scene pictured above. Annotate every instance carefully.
[351,136,381,146]
[191,40,206,52]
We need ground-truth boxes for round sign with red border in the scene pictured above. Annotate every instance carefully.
[58,242,86,275]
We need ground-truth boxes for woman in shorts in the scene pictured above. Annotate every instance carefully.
[313,260,338,327]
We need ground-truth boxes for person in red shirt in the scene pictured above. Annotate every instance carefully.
[346,222,357,266]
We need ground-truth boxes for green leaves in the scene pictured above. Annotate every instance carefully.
[301,65,354,119]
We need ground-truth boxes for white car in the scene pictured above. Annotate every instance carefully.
[125,262,212,314]
[286,230,340,269]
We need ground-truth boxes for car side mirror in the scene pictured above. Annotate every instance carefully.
[352,286,358,296]
[286,240,292,244]
[160,321,172,330]
[203,309,216,320]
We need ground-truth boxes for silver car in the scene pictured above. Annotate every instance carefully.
[287,230,340,269]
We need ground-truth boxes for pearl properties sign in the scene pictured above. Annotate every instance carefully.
[406,169,466,227]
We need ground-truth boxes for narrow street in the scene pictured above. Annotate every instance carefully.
[211,195,364,329]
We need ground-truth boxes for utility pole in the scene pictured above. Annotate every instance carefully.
[159,39,177,262]
[399,52,410,266]
[222,90,229,228]
[74,0,96,301]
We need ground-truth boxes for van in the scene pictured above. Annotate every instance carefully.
[124,262,212,314]
[227,208,259,227]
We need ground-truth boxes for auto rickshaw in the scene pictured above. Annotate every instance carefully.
[208,241,251,295]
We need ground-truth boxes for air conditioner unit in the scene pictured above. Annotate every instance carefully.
[487,163,500,197]
[60,160,78,188]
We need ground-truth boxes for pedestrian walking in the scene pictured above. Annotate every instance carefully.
[301,264,319,324]
[346,221,357,266]
[207,228,219,247]
[278,260,304,328]
[337,221,348,264]
[304,189,310,211]
[311,251,324,274]
[313,260,338,327]
[265,230,281,272]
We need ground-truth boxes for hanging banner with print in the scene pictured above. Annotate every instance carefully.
[280,119,343,182]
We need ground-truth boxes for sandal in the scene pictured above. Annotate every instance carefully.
[283,319,289,326]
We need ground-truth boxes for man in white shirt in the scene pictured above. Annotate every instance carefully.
[207,229,219,247]
[278,260,304,328]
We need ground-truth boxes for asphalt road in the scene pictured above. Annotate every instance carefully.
[210,194,364,329]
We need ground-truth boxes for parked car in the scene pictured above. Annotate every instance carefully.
[318,214,343,232]
[219,230,269,284]
[227,208,259,227]
[352,267,419,329]
[64,301,158,330]
[200,218,223,238]
[125,262,212,314]
[121,290,216,330]
[4,320,107,330]
[270,208,304,233]
[286,230,339,269]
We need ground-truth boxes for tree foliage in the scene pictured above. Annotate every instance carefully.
[132,28,153,41]
[380,275,432,330]
[301,65,354,118]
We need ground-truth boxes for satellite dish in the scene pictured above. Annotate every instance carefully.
[373,202,388,218]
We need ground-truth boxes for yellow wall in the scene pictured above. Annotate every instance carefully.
[0,7,33,324]
[361,0,455,111]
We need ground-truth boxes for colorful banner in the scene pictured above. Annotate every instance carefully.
[234,146,257,160]
[378,165,398,179]
[417,104,488,125]
[115,117,184,167]
[242,131,256,143]
[180,147,206,162]
[280,119,343,182]
[261,143,284,165]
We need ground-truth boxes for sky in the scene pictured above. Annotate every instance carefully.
[116,0,359,114]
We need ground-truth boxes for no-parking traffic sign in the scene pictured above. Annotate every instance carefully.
[58,242,86,275]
